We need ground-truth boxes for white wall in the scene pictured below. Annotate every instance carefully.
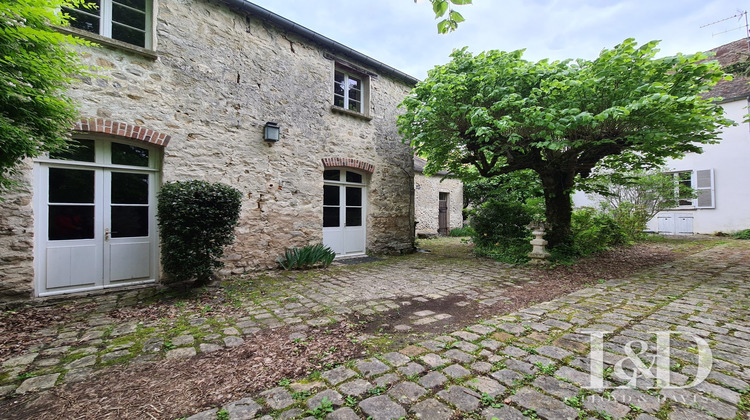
[646,98,750,234]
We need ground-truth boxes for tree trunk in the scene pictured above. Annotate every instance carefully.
[539,171,576,248]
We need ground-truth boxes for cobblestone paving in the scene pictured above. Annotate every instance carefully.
[0,244,532,396]
[179,242,750,419]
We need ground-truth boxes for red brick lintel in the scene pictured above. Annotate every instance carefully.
[73,118,171,147]
[321,157,375,174]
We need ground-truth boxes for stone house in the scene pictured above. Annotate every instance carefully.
[573,39,750,235]
[413,157,464,236]
[0,0,419,303]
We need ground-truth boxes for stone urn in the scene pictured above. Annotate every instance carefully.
[527,221,551,265]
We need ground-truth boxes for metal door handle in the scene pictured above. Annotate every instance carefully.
[105,228,110,241]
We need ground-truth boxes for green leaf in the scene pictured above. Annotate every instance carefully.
[432,0,449,17]
[449,10,465,23]
[450,0,473,4]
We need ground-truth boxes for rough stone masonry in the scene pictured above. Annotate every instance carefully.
[0,0,416,303]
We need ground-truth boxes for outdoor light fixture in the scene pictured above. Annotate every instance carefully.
[264,122,280,142]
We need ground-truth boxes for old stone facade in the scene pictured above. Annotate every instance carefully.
[0,0,417,303]
[413,157,463,236]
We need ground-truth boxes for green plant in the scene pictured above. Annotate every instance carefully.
[292,390,311,400]
[278,378,291,386]
[0,1,95,192]
[345,395,358,407]
[163,341,176,351]
[277,244,336,270]
[157,181,242,286]
[368,385,387,395]
[534,362,557,375]
[733,229,750,240]
[216,409,229,420]
[306,397,334,419]
[449,226,475,237]
[480,393,503,408]
[470,199,533,264]
[569,207,626,257]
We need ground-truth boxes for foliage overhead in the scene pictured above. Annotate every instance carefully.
[425,0,472,33]
[398,39,733,245]
[0,0,93,192]
[157,181,242,286]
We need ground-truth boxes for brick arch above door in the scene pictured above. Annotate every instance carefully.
[73,118,171,147]
[321,157,374,174]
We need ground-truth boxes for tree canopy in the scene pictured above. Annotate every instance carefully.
[398,39,733,246]
[0,0,91,191]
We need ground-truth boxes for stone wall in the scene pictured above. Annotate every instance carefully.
[414,173,463,235]
[0,0,415,302]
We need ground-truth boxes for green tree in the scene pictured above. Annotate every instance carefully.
[398,39,733,247]
[0,0,92,192]
[424,0,472,33]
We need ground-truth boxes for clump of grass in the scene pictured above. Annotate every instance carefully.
[277,244,336,270]
[733,229,750,240]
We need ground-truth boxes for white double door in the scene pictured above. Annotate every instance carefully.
[322,176,366,256]
[37,164,157,296]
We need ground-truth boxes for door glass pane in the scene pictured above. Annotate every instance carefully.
[50,139,96,162]
[112,142,149,167]
[323,185,340,206]
[49,205,95,240]
[323,207,339,227]
[345,171,362,183]
[111,206,148,237]
[346,187,362,206]
[345,207,362,227]
[111,172,148,204]
[323,170,340,181]
[49,168,95,203]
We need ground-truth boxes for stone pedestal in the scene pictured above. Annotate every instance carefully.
[527,224,551,265]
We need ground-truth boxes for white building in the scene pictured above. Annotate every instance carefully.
[575,39,750,235]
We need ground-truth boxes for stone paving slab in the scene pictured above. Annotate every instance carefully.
[169,241,750,419]
[3,240,750,419]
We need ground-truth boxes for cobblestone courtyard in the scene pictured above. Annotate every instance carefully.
[1,238,749,419]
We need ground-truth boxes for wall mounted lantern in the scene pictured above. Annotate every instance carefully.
[264,122,280,142]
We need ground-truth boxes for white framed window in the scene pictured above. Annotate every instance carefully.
[62,0,153,49]
[334,69,365,113]
[668,169,715,209]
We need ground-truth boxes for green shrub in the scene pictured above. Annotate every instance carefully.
[610,202,650,241]
[470,199,533,264]
[570,207,626,256]
[449,226,475,237]
[278,244,336,270]
[733,229,750,240]
[157,180,242,286]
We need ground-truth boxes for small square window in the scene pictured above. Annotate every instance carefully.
[333,66,368,115]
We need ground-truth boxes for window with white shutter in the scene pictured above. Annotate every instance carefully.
[695,169,715,209]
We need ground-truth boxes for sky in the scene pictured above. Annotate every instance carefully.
[249,0,749,80]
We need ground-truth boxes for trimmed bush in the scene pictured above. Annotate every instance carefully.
[277,244,336,270]
[157,180,242,286]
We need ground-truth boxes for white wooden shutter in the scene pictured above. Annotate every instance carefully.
[695,169,715,209]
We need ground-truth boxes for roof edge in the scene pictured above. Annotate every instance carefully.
[221,0,419,85]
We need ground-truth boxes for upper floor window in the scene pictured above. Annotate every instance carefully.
[334,70,363,113]
[62,0,152,48]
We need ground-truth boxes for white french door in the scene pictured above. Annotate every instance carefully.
[35,138,158,296]
[322,169,366,256]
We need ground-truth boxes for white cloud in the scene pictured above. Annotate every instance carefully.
[250,0,749,79]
